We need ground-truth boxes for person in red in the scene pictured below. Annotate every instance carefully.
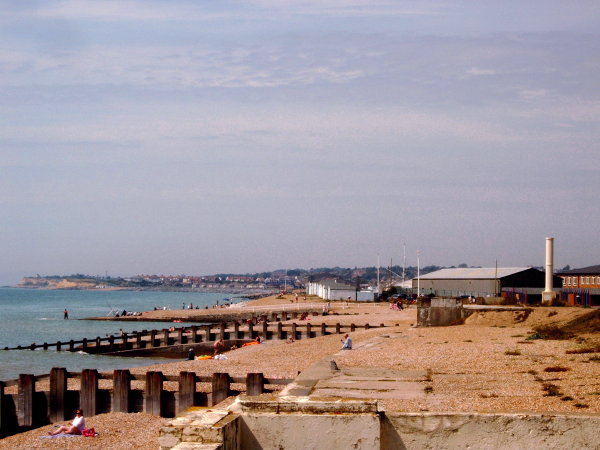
[63,309,69,320]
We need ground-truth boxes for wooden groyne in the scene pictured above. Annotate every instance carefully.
[85,305,327,323]
[2,313,384,355]
[0,368,292,438]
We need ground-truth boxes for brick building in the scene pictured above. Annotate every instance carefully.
[557,265,600,306]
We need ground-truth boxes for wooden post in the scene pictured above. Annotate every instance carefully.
[261,321,268,339]
[136,332,142,349]
[350,323,356,332]
[56,340,62,351]
[81,369,99,416]
[191,326,198,343]
[50,367,68,423]
[30,343,36,351]
[306,323,312,339]
[122,332,128,349]
[365,323,370,330]
[321,323,327,336]
[292,312,298,319]
[380,323,384,328]
[246,373,264,396]
[0,381,4,431]
[233,322,240,339]
[162,329,169,347]
[271,312,277,322]
[203,325,212,342]
[282,311,287,321]
[82,338,88,352]
[178,371,196,413]
[248,322,254,339]
[276,322,283,339]
[113,370,130,413]
[291,323,297,340]
[177,328,184,345]
[211,373,230,406]
[335,323,341,334]
[219,322,226,341]
[68,340,75,352]
[18,374,35,427]
[150,330,157,347]
[145,371,163,416]
[43,342,48,350]
[95,336,101,350]
[108,335,115,351]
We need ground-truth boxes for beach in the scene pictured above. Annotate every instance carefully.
[1,294,599,449]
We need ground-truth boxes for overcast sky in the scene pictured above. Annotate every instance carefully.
[1,1,599,284]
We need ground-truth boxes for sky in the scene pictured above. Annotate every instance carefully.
[1,1,600,284]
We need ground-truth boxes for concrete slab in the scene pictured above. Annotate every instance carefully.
[340,368,428,380]
[312,386,424,400]
[316,379,425,392]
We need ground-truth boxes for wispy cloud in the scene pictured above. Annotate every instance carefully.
[0,0,443,24]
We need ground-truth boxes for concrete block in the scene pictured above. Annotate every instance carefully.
[159,433,182,449]
[172,443,222,450]
[240,413,380,450]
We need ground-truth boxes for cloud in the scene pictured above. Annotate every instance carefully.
[464,67,497,77]
[0,0,443,24]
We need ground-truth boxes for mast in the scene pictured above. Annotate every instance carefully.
[417,251,421,297]
[377,254,381,295]
[402,243,406,285]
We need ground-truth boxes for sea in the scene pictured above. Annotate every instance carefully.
[0,288,242,381]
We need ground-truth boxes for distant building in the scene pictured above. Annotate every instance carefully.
[412,267,562,304]
[306,279,375,301]
[557,265,600,306]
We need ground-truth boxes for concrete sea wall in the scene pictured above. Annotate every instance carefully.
[383,412,600,450]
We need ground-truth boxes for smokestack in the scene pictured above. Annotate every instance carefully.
[542,237,558,306]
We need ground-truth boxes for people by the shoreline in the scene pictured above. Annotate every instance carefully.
[63,309,68,320]
[340,334,352,350]
[187,348,195,360]
[213,338,225,355]
[48,409,85,435]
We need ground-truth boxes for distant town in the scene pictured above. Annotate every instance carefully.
[16,264,453,292]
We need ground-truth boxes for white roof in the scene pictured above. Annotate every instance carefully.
[419,267,533,280]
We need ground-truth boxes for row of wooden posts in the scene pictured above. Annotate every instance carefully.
[3,318,382,354]
[0,368,292,436]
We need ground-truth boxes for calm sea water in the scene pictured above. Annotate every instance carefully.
[0,288,241,381]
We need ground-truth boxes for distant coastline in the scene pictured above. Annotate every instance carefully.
[11,277,276,297]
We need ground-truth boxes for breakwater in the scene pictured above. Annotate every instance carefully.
[0,368,292,438]
[2,318,382,356]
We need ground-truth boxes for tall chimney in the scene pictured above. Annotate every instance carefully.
[542,237,557,306]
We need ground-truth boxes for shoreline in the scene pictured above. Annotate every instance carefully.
[8,284,278,297]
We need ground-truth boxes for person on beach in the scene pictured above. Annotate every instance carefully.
[48,409,85,435]
[213,338,225,355]
[187,348,195,360]
[63,309,68,320]
[340,334,352,350]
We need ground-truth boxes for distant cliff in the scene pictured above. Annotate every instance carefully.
[17,277,99,290]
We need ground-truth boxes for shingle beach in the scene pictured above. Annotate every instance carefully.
[1,294,598,449]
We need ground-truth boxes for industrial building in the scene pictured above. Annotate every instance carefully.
[557,264,600,307]
[412,267,562,304]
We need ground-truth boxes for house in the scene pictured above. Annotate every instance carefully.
[412,267,562,304]
[557,265,600,306]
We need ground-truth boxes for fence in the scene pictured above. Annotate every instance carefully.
[2,317,383,354]
[0,368,292,437]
